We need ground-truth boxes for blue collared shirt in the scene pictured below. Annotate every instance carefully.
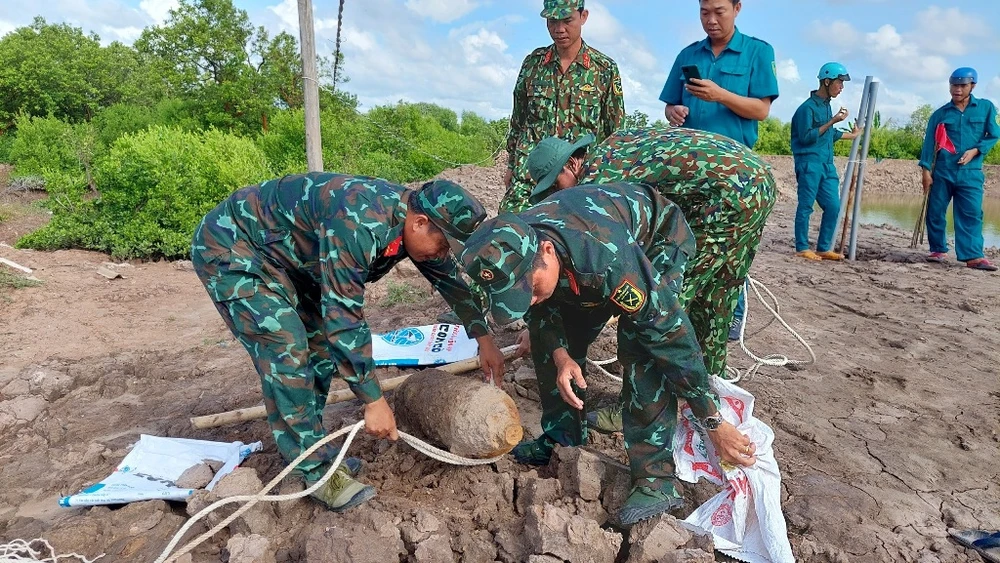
[659,28,780,148]
[791,91,844,161]
[919,95,1000,172]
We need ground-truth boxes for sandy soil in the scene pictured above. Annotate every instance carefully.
[0,157,998,562]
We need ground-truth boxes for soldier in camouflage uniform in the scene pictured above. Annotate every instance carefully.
[524,127,777,433]
[500,0,625,214]
[460,184,757,526]
[191,173,506,512]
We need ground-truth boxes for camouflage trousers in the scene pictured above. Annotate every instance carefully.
[528,305,680,483]
[191,210,340,479]
[584,129,779,377]
[667,176,777,377]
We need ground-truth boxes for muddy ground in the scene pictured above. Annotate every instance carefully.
[1,157,998,562]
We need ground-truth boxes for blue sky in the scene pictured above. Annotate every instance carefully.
[3,0,1000,127]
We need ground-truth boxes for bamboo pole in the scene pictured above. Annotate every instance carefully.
[190,344,519,429]
[910,151,938,248]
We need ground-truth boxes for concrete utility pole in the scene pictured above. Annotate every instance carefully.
[297,0,323,171]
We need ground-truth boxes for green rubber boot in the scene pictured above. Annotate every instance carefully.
[586,403,624,434]
[511,435,557,466]
[618,480,685,526]
[307,463,376,512]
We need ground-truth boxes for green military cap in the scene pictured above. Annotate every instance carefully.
[527,134,595,203]
[459,214,539,325]
[412,179,487,255]
[541,0,585,19]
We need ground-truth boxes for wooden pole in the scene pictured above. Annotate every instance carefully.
[190,345,520,429]
[297,0,323,172]
[837,165,860,254]
[910,150,938,249]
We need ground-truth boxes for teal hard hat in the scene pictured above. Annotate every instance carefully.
[818,62,850,82]
[950,67,978,85]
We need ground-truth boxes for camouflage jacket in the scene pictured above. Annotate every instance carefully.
[506,41,625,184]
[522,183,716,417]
[195,173,488,403]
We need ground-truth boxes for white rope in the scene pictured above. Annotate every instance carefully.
[586,358,623,383]
[154,421,504,563]
[725,275,816,383]
[585,276,815,385]
[0,539,103,563]
[302,76,510,169]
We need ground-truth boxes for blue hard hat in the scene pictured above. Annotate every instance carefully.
[950,67,978,85]
[818,62,850,82]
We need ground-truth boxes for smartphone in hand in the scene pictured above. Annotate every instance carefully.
[681,65,702,84]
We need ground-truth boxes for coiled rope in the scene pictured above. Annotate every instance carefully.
[154,421,503,563]
[586,275,815,385]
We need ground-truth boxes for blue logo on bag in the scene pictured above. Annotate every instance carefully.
[380,328,424,347]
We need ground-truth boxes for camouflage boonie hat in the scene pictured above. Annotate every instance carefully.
[412,179,487,254]
[460,214,539,325]
[527,134,595,203]
[541,0,585,19]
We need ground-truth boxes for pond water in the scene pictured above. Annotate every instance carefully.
[856,193,1000,249]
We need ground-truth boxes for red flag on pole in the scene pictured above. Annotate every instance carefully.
[934,123,957,154]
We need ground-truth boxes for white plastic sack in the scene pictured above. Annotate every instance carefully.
[59,435,262,507]
[674,376,794,563]
[373,323,478,367]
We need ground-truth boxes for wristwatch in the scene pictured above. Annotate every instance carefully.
[701,414,724,432]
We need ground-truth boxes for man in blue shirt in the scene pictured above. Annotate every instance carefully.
[658,0,780,340]
[791,63,861,261]
[920,67,1000,272]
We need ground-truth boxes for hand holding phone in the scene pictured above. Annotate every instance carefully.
[681,65,702,84]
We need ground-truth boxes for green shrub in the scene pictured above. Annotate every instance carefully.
[754,117,791,155]
[92,103,158,148]
[257,108,308,175]
[986,145,1000,166]
[8,113,81,175]
[0,132,13,163]
[259,102,501,183]
[18,126,272,259]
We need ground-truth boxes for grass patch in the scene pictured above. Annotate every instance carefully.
[380,281,425,307]
[0,268,42,291]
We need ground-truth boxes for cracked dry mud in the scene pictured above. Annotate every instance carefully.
[0,157,998,562]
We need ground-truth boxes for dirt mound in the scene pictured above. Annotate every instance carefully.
[2,157,999,562]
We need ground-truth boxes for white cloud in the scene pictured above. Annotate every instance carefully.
[866,24,950,82]
[776,59,800,83]
[405,0,479,24]
[0,19,15,38]
[812,20,950,83]
[341,25,377,53]
[100,25,142,44]
[258,0,519,119]
[267,0,298,31]
[580,1,663,118]
[461,29,507,64]
[139,0,178,24]
[911,6,992,57]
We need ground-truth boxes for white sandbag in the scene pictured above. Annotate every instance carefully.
[373,323,478,367]
[673,377,794,563]
[59,435,262,507]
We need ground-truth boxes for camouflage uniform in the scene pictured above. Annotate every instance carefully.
[535,127,777,377]
[462,184,716,490]
[191,173,488,478]
[501,33,625,213]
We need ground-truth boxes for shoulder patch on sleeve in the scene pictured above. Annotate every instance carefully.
[995,112,999,126]
[611,279,645,313]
